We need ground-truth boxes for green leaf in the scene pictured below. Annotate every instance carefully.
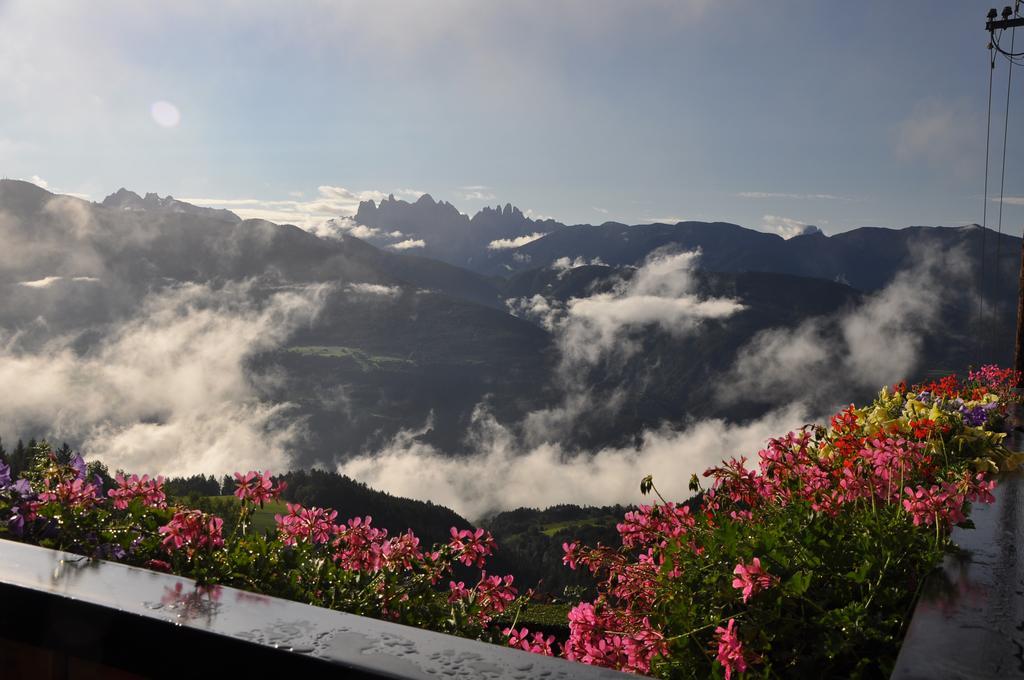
[786,570,812,596]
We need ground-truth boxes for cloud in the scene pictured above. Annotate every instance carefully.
[737,192,852,201]
[506,294,562,331]
[487,232,548,250]
[182,186,424,230]
[0,280,330,478]
[895,99,981,173]
[993,196,1024,206]
[551,256,606,273]
[19,276,63,288]
[338,401,811,520]
[719,245,969,404]
[390,238,426,250]
[347,282,400,297]
[558,249,744,366]
[458,186,496,201]
[760,215,823,239]
[524,209,556,221]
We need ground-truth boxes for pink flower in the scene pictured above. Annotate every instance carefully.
[38,478,102,509]
[562,541,580,570]
[108,473,167,510]
[564,602,667,674]
[448,526,496,568]
[504,627,557,656]
[732,557,777,603]
[233,470,285,506]
[714,618,748,680]
[447,580,469,604]
[274,503,337,545]
[472,572,517,624]
[158,510,224,555]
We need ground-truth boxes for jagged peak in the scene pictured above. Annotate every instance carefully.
[102,188,143,205]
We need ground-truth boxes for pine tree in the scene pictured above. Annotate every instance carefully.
[55,442,74,465]
[10,439,26,477]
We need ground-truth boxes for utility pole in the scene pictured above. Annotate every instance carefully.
[987,7,1024,32]
[1016,242,1024,385]
[986,7,1024,385]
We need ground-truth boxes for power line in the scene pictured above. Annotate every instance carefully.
[992,23,1015,360]
[978,43,996,364]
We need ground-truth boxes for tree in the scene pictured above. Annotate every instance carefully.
[55,442,74,465]
[9,439,27,477]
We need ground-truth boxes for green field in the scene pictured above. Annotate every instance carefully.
[538,517,619,537]
[283,345,416,371]
[199,495,288,534]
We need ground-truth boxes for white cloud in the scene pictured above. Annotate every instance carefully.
[551,256,606,273]
[719,246,969,404]
[486,232,548,250]
[390,238,426,250]
[0,280,330,478]
[19,276,63,288]
[531,250,744,367]
[524,208,555,221]
[760,215,822,239]
[458,185,496,201]
[737,192,851,201]
[506,294,562,331]
[339,402,810,520]
[895,99,980,173]
[347,283,400,297]
[182,186,424,229]
[644,216,689,225]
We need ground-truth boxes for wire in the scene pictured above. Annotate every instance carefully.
[977,44,996,365]
[992,24,1015,362]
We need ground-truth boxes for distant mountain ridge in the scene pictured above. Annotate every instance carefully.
[0,179,1015,472]
[354,193,564,270]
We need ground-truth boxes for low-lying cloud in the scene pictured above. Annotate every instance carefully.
[487,232,547,250]
[0,280,330,477]
[719,246,969,404]
[347,282,401,297]
[761,215,823,239]
[183,186,424,229]
[339,403,812,520]
[390,238,426,250]
[559,249,744,366]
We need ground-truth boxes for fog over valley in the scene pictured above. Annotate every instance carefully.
[0,180,1014,517]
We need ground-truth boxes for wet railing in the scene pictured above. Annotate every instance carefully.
[891,432,1024,678]
[0,539,627,679]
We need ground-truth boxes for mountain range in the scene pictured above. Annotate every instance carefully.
[0,179,1017,473]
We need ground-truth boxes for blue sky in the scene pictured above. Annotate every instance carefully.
[1,0,1022,236]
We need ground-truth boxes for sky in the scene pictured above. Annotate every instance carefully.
[2,0,1023,236]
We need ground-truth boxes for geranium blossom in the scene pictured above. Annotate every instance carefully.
[732,557,777,603]
[714,619,747,680]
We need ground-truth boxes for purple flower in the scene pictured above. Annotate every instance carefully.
[959,402,998,427]
[8,507,25,537]
[12,479,32,497]
[94,543,127,561]
[0,460,10,489]
[69,454,87,480]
